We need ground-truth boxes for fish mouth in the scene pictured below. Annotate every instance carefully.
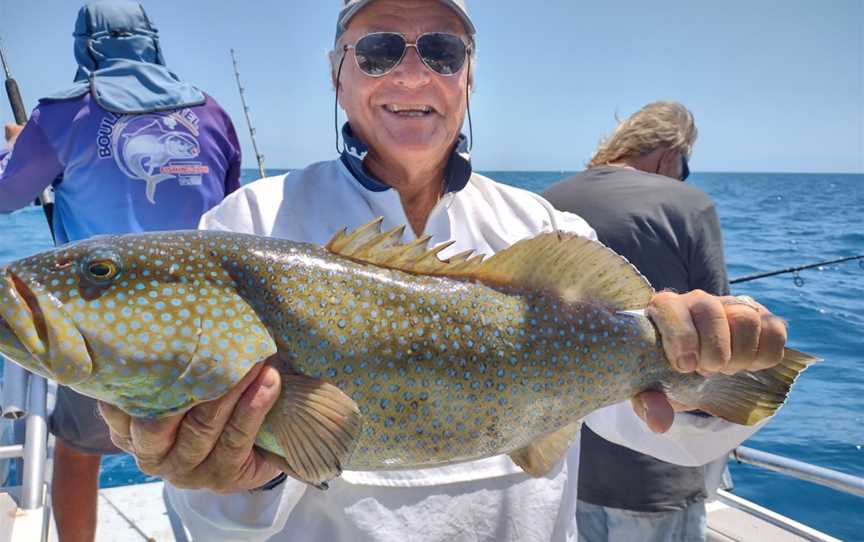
[12,270,50,348]
[0,306,37,368]
[0,268,93,384]
[0,269,49,358]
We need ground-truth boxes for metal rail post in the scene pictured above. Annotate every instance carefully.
[20,375,47,510]
[733,446,864,498]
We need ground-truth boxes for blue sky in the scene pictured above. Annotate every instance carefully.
[1,0,861,173]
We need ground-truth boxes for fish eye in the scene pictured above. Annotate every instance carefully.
[88,261,117,279]
[80,250,122,285]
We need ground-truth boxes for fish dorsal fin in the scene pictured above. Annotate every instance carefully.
[326,219,654,310]
[473,232,654,310]
[325,218,487,276]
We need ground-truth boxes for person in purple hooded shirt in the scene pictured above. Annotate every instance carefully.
[0,2,241,540]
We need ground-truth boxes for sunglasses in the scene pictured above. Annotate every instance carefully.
[343,32,471,77]
[680,154,690,181]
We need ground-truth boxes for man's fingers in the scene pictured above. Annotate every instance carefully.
[168,363,266,473]
[97,401,130,435]
[201,365,283,491]
[650,291,736,375]
[754,314,787,371]
[217,365,280,455]
[98,402,133,452]
[724,302,762,374]
[647,291,700,373]
[631,391,674,433]
[721,296,786,373]
[129,414,185,474]
[689,294,731,374]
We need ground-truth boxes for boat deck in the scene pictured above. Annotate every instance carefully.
[1,481,839,542]
[95,484,845,541]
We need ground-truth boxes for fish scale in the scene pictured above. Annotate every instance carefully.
[245,251,662,469]
[0,222,817,487]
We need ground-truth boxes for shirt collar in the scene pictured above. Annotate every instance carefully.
[339,123,473,193]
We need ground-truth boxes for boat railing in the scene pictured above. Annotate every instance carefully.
[731,445,864,498]
[713,446,862,542]
[1,360,48,510]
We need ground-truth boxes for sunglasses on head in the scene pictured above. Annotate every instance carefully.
[343,32,471,77]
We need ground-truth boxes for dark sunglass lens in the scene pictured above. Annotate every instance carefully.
[417,33,467,75]
[681,156,690,181]
[354,33,406,76]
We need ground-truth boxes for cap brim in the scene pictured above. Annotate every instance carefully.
[336,0,476,42]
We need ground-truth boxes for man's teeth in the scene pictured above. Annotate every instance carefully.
[384,105,433,116]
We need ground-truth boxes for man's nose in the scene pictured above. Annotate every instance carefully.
[389,45,432,87]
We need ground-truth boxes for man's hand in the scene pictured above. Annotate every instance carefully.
[98,360,284,493]
[632,290,787,433]
[4,123,23,146]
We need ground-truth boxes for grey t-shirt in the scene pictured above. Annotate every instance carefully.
[543,165,730,512]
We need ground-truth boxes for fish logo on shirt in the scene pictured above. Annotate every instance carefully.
[109,114,210,204]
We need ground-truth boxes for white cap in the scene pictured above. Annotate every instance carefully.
[335,0,475,43]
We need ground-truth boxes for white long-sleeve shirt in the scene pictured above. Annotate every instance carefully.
[167,159,763,541]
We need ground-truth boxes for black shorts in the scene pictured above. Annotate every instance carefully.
[49,386,123,455]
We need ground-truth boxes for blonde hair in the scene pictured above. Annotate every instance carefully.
[588,101,697,168]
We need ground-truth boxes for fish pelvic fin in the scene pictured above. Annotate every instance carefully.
[673,347,819,425]
[266,373,362,487]
[326,218,654,310]
[509,421,581,477]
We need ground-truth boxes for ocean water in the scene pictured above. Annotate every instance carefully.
[0,169,861,540]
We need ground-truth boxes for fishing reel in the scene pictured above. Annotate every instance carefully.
[793,271,804,288]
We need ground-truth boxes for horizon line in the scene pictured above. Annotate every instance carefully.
[239,167,864,176]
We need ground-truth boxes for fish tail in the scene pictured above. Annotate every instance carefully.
[668,348,819,425]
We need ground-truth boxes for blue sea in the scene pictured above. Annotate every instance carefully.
[1,170,862,540]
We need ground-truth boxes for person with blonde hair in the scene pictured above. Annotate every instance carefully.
[588,100,697,174]
[544,101,728,541]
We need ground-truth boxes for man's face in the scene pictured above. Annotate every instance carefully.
[336,0,470,165]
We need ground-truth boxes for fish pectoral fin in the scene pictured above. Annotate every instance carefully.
[267,373,362,487]
[509,421,581,477]
[256,447,330,491]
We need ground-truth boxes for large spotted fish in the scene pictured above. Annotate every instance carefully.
[0,219,817,487]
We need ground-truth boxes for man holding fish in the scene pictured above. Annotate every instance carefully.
[0,1,807,541]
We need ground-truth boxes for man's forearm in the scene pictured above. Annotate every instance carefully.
[0,122,63,213]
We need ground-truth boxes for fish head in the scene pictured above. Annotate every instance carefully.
[0,246,99,384]
[0,236,205,401]
[0,232,277,415]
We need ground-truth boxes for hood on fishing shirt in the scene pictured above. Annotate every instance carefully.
[0,92,241,243]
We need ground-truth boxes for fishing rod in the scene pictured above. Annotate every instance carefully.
[0,36,55,240]
[730,254,864,287]
[230,48,266,180]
